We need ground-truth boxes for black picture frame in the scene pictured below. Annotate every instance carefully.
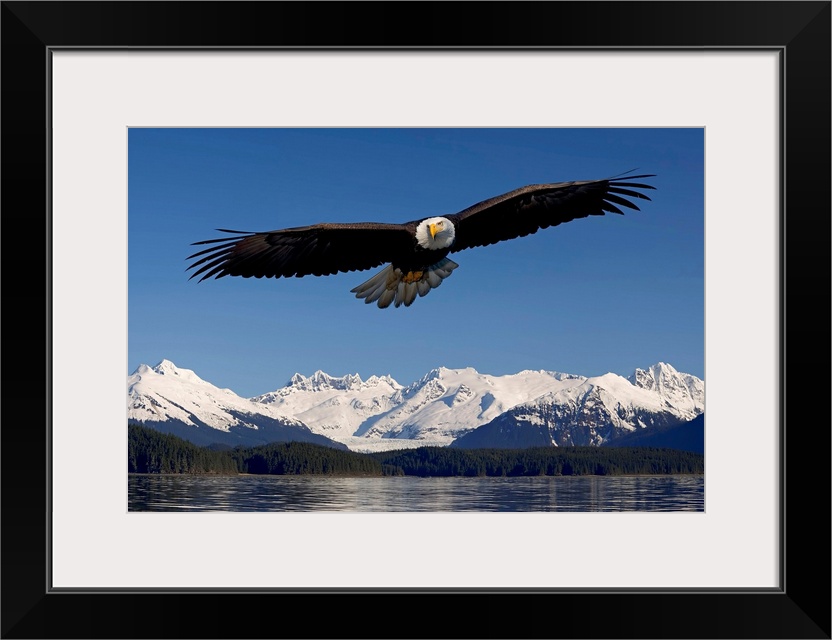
[2,2,829,638]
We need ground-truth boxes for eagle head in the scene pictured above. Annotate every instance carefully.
[415,216,455,251]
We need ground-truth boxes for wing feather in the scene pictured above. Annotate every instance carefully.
[186,222,415,281]
[445,175,655,252]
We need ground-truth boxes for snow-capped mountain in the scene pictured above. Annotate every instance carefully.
[127,360,703,452]
[451,363,704,449]
[252,366,587,450]
[250,370,404,448]
[628,362,704,416]
[127,360,346,449]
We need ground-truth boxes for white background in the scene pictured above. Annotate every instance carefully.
[51,51,779,589]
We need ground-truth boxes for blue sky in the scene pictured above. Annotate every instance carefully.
[128,128,704,397]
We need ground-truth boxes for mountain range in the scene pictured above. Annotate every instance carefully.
[127,360,704,452]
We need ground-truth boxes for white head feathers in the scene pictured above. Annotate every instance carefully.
[415,216,456,251]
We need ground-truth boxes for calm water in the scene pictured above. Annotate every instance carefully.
[128,474,703,512]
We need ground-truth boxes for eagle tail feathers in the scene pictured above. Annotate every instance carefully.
[351,265,395,305]
[351,259,459,308]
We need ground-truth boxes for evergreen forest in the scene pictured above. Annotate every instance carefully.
[128,423,704,477]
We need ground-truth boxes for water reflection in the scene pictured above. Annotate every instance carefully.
[129,475,704,512]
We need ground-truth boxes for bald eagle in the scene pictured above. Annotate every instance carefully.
[186,174,655,308]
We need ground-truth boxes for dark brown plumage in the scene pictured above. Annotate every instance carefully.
[186,173,655,308]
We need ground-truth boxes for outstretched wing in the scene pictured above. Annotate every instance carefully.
[445,174,656,253]
[186,222,415,281]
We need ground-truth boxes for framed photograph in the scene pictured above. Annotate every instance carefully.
[3,2,829,638]
[126,126,704,509]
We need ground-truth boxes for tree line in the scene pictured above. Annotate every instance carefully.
[372,446,704,476]
[128,424,704,476]
[128,424,381,475]
[128,423,239,474]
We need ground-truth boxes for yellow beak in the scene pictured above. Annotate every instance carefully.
[429,223,438,239]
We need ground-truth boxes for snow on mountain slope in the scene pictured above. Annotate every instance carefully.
[351,367,584,445]
[251,371,403,443]
[628,362,704,416]
[129,360,289,430]
[249,366,585,448]
[127,360,704,452]
[452,367,705,449]
[127,360,344,448]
